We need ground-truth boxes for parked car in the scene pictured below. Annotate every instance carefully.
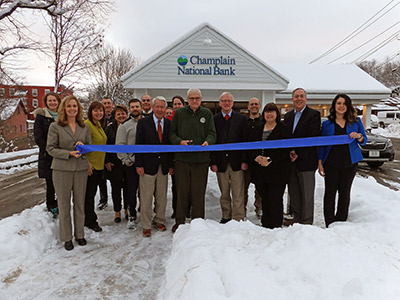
[377,111,400,128]
[359,131,395,167]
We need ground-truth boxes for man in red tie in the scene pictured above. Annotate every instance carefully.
[210,92,248,223]
[135,96,173,237]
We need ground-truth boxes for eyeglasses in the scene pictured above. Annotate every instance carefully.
[188,97,201,101]
[220,100,233,103]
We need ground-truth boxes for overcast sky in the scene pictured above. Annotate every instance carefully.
[21,0,400,86]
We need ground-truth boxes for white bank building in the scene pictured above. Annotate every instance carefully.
[121,23,390,128]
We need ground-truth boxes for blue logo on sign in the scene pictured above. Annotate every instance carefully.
[177,55,188,66]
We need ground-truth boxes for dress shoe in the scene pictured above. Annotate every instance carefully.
[152,221,167,231]
[220,218,231,224]
[283,218,295,227]
[88,224,102,232]
[171,223,180,233]
[98,202,108,210]
[142,228,151,237]
[114,212,121,223]
[75,238,87,246]
[64,241,74,251]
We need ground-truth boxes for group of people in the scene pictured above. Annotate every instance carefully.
[33,87,367,251]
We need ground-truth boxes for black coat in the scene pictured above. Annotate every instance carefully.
[33,108,55,179]
[248,122,292,185]
[104,120,124,181]
[283,106,321,172]
[135,114,172,175]
[210,111,248,172]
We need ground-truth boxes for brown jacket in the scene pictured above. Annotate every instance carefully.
[46,122,92,172]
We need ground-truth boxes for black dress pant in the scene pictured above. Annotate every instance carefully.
[110,174,128,213]
[45,175,57,210]
[123,164,139,218]
[99,173,108,204]
[323,163,357,227]
[255,182,286,229]
[84,169,102,227]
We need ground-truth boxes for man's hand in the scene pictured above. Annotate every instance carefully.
[169,168,174,175]
[180,140,193,145]
[289,150,298,162]
[201,141,209,146]
[136,167,144,176]
[210,165,218,172]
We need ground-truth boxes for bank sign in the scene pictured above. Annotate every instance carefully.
[177,55,236,76]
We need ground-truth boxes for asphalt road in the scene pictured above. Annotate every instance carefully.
[357,137,400,191]
[1,138,399,220]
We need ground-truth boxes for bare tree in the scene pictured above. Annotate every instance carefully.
[0,0,67,82]
[87,42,138,103]
[44,0,113,92]
[358,58,400,90]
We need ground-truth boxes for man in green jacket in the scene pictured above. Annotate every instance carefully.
[169,88,216,232]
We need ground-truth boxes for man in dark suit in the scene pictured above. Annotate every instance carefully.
[210,92,248,223]
[135,96,173,237]
[283,88,321,225]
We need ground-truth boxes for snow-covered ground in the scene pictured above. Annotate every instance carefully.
[1,127,400,299]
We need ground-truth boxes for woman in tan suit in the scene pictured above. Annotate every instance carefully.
[46,96,91,251]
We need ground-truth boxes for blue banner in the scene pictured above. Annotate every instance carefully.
[76,135,353,154]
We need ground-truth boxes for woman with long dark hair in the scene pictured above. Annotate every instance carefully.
[248,103,292,229]
[318,94,367,227]
[34,92,61,217]
[84,101,107,232]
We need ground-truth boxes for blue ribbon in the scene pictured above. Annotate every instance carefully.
[76,135,353,154]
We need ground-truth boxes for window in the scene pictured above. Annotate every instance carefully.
[14,125,17,133]
[32,89,38,97]
[9,88,15,96]
[20,124,23,132]
[0,88,4,96]
[5,125,10,132]
[33,99,38,108]
[45,89,51,94]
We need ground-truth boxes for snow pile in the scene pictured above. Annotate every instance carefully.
[161,176,400,300]
[372,123,400,138]
[0,164,400,299]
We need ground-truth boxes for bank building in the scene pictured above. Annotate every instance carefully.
[121,23,390,128]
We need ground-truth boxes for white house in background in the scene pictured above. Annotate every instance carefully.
[121,23,390,128]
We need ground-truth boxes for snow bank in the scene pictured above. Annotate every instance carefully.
[161,176,400,300]
[372,123,400,138]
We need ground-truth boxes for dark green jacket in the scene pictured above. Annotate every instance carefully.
[169,105,216,163]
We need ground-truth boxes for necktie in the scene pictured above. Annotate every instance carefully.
[224,114,230,120]
[157,120,162,142]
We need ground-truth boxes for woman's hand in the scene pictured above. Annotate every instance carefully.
[69,150,82,158]
[349,131,363,142]
[88,162,94,176]
[105,162,114,172]
[318,160,325,177]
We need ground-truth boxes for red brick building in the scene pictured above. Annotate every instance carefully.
[0,99,28,141]
[0,85,72,120]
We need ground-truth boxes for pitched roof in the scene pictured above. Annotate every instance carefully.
[122,23,289,90]
[0,99,26,121]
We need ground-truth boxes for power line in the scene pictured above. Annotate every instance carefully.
[328,21,400,64]
[350,32,399,64]
[309,0,399,64]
